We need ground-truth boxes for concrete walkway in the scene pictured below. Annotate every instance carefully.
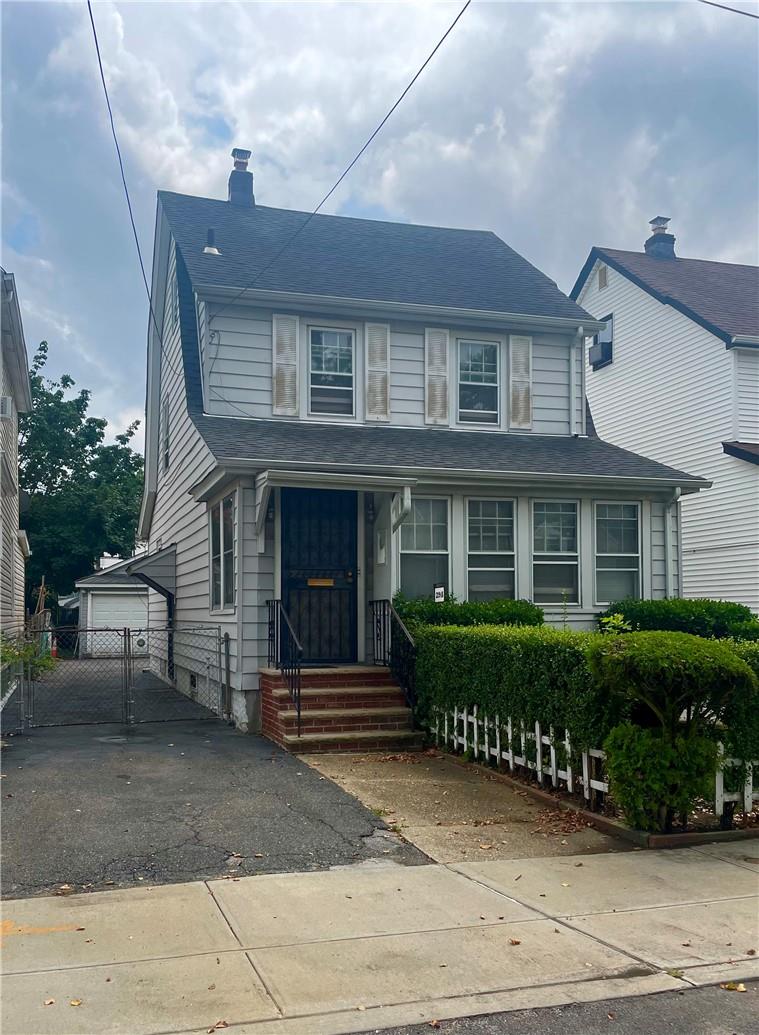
[2,844,757,1035]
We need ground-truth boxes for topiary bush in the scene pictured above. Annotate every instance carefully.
[729,620,759,642]
[393,594,544,629]
[414,624,626,749]
[604,723,718,832]
[597,597,755,639]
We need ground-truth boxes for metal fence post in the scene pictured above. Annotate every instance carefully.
[223,632,232,721]
[123,627,134,724]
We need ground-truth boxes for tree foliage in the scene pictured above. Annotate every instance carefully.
[18,342,144,603]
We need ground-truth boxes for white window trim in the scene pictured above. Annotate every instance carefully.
[456,338,501,427]
[209,489,237,614]
[592,500,642,607]
[530,498,581,606]
[398,495,452,595]
[465,496,516,600]
[307,324,357,419]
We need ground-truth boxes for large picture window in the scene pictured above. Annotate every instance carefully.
[595,502,640,603]
[467,499,515,600]
[532,501,579,604]
[210,492,235,610]
[400,498,449,599]
[309,327,354,416]
[458,340,499,424]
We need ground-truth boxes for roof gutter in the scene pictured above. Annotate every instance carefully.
[730,335,759,349]
[194,284,606,335]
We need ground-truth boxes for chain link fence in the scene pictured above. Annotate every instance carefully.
[0,659,25,735]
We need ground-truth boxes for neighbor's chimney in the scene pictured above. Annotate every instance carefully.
[228,148,254,207]
[644,215,676,259]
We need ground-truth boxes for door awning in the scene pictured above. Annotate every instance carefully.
[126,544,176,597]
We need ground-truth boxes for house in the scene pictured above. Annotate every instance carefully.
[572,219,759,614]
[136,150,707,738]
[1,269,32,637]
[73,555,149,656]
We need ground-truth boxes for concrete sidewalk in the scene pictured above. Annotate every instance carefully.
[2,843,757,1035]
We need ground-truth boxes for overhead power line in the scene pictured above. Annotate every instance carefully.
[697,0,759,18]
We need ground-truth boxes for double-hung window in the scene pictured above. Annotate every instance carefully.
[309,328,354,416]
[467,500,515,600]
[400,498,449,599]
[532,501,579,604]
[458,340,499,424]
[595,502,640,603]
[210,492,235,611]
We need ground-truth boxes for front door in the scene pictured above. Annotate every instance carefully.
[281,488,358,664]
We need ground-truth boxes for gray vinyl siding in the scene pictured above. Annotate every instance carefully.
[201,303,577,435]
[0,358,25,636]
[735,348,759,441]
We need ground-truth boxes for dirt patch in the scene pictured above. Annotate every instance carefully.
[300,749,627,862]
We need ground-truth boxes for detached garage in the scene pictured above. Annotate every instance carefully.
[75,558,149,657]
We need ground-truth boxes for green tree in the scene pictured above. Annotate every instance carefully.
[18,342,144,603]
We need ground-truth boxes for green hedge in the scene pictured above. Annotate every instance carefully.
[394,595,544,629]
[415,624,627,750]
[598,597,756,639]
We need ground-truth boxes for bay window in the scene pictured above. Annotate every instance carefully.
[595,502,640,603]
[532,501,579,604]
[210,492,235,610]
[458,340,499,424]
[400,498,449,599]
[309,327,354,416]
[467,499,515,600]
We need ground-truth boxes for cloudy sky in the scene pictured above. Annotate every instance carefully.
[3,0,757,452]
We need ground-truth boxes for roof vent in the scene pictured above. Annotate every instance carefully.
[228,147,254,207]
[203,229,221,255]
[644,215,676,259]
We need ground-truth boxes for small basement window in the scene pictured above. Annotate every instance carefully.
[589,314,613,371]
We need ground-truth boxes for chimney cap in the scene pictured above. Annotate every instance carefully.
[203,228,221,255]
[649,215,671,234]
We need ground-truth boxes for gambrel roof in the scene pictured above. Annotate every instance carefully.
[571,247,759,344]
[160,190,593,323]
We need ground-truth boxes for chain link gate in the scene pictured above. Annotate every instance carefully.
[17,625,227,729]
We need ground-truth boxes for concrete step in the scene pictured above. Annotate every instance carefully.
[282,729,425,754]
[272,686,407,710]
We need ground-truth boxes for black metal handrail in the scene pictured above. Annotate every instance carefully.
[266,599,304,735]
[368,599,416,710]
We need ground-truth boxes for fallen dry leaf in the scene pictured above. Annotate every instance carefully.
[561,882,571,887]
[478,844,493,850]
[747,948,756,956]
[43,999,55,1007]
[508,938,521,946]
[429,1022,441,1029]
[69,999,83,1007]
[682,941,692,947]
[514,873,522,881]
[720,982,747,992]
[207,1022,229,1033]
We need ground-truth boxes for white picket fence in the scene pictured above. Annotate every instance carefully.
[432,704,758,820]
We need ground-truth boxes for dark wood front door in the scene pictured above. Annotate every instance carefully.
[281,488,358,664]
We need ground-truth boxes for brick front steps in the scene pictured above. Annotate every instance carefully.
[260,666,424,753]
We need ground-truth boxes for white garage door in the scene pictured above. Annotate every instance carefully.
[89,591,149,656]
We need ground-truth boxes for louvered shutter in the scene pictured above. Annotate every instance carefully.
[272,315,298,416]
[425,328,450,425]
[365,323,390,422]
[509,335,532,429]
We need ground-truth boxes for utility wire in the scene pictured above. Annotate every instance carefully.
[87,0,183,384]
[696,0,759,18]
[205,0,471,416]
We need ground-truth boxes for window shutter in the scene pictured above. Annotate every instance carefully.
[365,323,390,422]
[425,328,449,425]
[509,335,532,429]
[272,315,298,416]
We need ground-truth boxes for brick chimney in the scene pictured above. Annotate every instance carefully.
[228,148,254,207]
[644,215,676,259]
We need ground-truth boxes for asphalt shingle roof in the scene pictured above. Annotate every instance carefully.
[192,413,707,486]
[160,191,592,322]
[572,248,759,341]
[76,570,143,587]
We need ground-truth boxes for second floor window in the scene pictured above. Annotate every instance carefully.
[532,501,579,604]
[309,328,354,416]
[210,492,235,610]
[458,340,499,423]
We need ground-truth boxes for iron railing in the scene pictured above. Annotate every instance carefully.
[266,600,303,735]
[369,599,417,709]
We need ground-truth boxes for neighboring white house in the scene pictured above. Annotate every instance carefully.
[74,556,149,656]
[135,151,707,731]
[572,218,759,614]
[1,269,32,637]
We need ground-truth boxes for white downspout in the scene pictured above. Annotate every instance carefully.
[664,488,681,599]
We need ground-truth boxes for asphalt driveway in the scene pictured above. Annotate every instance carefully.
[1,720,426,899]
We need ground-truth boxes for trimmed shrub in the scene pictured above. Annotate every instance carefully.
[724,641,759,762]
[585,631,758,741]
[414,624,626,750]
[604,724,718,832]
[394,594,544,629]
[729,620,759,643]
[597,597,754,639]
